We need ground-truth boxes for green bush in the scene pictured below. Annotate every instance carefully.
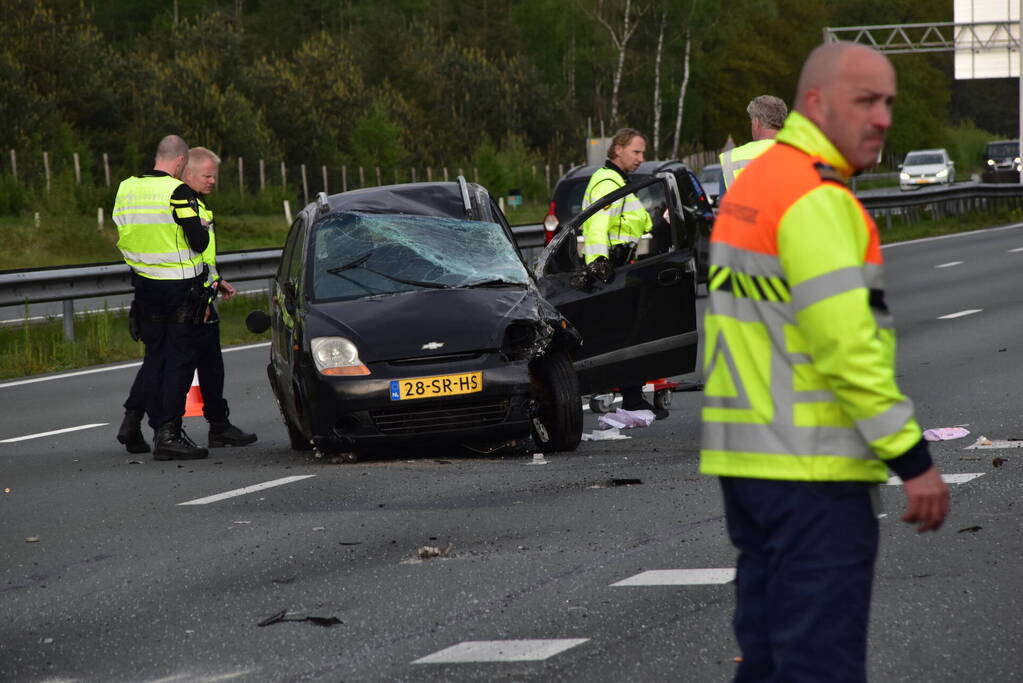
[943,120,998,178]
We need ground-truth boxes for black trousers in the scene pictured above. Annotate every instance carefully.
[720,477,879,683]
[123,275,204,430]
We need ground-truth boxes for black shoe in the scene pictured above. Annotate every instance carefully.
[153,421,208,460]
[621,397,670,421]
[208,421,258,448]
[116,410,150,454]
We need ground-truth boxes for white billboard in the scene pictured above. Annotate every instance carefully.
[955,0,1021,79]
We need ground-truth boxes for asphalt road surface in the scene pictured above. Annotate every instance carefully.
[3,222,1023,682]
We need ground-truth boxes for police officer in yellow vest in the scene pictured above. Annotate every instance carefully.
[718,95,788,191]
[581,128,666,419]
[700,44,949,681]
[114,135,212,460]
[182,147,257,448]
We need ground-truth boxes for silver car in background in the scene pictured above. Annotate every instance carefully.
[899,148,955,191]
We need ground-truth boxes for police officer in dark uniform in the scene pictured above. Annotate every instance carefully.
[113,135,211,460]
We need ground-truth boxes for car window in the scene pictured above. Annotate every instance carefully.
[988,143,1017,158]
[904,153,946,165]
[279,217,304,282]
[309,212,530,302]
[553,177,589,221]
[698,165,723,186]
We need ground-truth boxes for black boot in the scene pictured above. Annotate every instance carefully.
[116,409,150,453]
[208,420,258,448]
[153,420,208,460]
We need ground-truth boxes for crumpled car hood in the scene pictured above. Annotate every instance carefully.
[306,287,546,362]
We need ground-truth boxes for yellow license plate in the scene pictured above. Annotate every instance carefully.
[389,372,483,401]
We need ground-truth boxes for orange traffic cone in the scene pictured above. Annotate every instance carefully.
[184,370,204,418]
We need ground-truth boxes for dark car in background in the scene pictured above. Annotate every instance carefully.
[982,140,1021,183]
[541,160,715,283]
[247,177,699,460]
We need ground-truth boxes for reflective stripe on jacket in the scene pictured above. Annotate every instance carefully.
[699,111,922,483]
[113,175,205,280]
[719,139,775,190]
[198,198,218,284]
[581,165,652,264]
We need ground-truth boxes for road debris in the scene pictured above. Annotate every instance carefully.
[257,610,342,628]
[529,453,549,465]
[598,409,655,430]
[993,457,1007,468]
[25,537,40,543]
[607,478,643,487]
[417,544,453,560]
[581,428,630,441]
[957,526,982,534]
[922,427,970,441]
[966,436,1023,450]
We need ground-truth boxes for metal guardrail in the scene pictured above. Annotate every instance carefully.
[4,180,1023,338]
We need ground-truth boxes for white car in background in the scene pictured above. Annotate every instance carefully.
[899,149,955,191]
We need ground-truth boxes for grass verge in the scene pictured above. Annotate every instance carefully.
[0,293,271,381]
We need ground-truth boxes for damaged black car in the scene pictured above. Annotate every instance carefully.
[247,175,698,458]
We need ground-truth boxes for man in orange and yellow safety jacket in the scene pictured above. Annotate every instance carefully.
[700,42,949,682]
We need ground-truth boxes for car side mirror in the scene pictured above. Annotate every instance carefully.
[949,161,955,166]
[246,310,271,334]
[898,164,903,170]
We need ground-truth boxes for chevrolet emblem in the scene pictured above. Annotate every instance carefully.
[422,342,445,350]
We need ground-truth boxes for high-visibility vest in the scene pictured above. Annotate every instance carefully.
[113,175,205,280]
[197,197,218,284]
[719,139,775,190]
[581,165,652,264]
[700,111,923,483]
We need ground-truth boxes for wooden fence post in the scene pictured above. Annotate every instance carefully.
[283,199,292,225]
[427,166,432,182]
[238,157,244,193]
[259,159,265,191]
[9,149,16,182]
[73,152,81,184]
[443,167,448,182]
[43,151,51,192]
[97,207,104,232]
[281,161,287,187]
[376,166,381,186]
[103,152,110,187]
[342,166,348,192]
[359,166,365,187]
[411,168,417,183]
[474,167,479,184]
[322,165,328,194]
[301,164,309,205]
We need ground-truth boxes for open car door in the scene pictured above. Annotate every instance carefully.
[534,173,699,395]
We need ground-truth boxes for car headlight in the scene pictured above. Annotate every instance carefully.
[936,168,948,178]
[988,159,995,166]
[310,336,370,376]
[900,172,910,180]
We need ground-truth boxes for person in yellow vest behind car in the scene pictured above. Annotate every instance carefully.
[701,43,949,681]
[719,95,788,191]
[580,128,666,419]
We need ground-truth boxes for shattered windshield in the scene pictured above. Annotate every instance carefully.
[310,212,530,301]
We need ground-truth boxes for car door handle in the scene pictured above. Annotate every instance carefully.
[658,268,682,285]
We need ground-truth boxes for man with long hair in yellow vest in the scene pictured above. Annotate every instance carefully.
[580,128,667,419]
[114,135,211,460]
[700,43,949,681]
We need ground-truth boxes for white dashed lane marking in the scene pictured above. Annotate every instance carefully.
[885,473,984,486]
[178,475,316,506]
[1008,247,1023,253]
[414,639,589,664]
[937,309,982,320]
[1,423,108,443]
[934,261,963,268]
[612,568,736,586]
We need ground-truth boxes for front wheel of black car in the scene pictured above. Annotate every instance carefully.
[530,351,582,453]
[267,364,312,451]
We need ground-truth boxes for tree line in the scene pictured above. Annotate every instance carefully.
[0,0,1010,208]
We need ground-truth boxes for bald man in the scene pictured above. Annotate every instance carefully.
[699,42,949,681]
